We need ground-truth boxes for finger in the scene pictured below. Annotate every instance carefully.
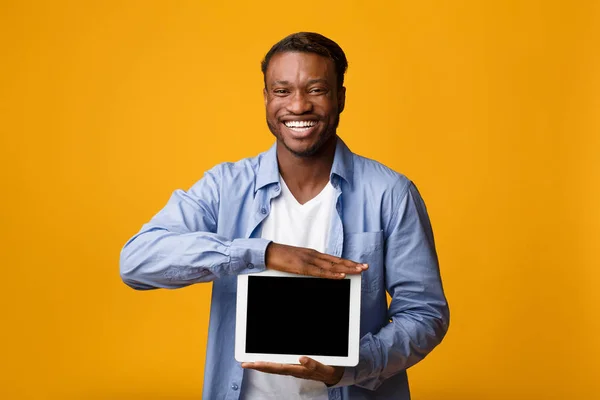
[339,260,369,271]
[297,260,338,279]
[299,357,336,376]
[318,253,368,270]
[243,362,310,378]
[306,263,344,279]
[313,257,367,274]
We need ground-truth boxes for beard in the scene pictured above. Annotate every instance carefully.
[266,113,340,158]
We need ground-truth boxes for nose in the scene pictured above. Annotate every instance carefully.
[286,91,313,114]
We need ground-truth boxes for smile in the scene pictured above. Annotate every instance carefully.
[283,120,318,132]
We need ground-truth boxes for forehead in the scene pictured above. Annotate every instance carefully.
[265,52,336,85]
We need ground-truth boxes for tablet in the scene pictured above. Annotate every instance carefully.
[235,270,361,367]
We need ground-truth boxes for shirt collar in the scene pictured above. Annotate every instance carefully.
[255,137,354,193]
[255,142,280,192]
[330,137,354,188]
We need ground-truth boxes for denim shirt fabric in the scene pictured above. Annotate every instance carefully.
[120,138,449,400]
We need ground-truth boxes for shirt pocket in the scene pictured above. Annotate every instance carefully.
[342,231,384,293]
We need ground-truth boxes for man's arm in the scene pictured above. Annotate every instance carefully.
[242,179,449,388]
[335,180,450,390]
[120,166,366,290]
[119,167,271,290]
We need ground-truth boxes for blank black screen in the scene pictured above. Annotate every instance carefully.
[245,276,350,356]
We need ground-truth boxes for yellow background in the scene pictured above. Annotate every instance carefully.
[1,1,599,399]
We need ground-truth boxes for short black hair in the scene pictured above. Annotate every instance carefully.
[261,32,348,89]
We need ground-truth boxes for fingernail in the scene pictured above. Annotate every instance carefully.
[338,273,345,277]
[363,263,369,268]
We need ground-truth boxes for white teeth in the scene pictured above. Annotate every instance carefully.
[284,120,317,128]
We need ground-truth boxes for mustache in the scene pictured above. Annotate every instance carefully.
[278,114,322,121]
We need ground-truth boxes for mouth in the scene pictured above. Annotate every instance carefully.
[281,120,319,138]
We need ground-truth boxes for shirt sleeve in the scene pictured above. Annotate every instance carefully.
[334,180,450,390]
[119,166,271,290]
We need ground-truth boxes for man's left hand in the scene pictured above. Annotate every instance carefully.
[241,356,344,386]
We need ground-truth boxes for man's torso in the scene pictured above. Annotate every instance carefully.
[201,139,410,400]
[240,177,336,399]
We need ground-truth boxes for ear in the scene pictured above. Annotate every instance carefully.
[263,88,268,107]
[337,86,346,114]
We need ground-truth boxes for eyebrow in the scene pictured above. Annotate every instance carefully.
[270,79,330,86]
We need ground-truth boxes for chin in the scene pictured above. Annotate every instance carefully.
[289,145,320,158]
[283,134,333,158]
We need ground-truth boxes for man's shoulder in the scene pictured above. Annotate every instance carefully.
[351,152,411,193]
[202,149,268,184]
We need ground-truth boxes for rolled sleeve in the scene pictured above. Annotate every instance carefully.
[229,238,272,275]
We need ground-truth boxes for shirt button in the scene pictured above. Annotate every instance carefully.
[260,207,267,214]
[274,184,280,191]
[247,263,254,269]
[231,383,239,390]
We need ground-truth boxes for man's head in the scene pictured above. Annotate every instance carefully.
[261,32,348,158]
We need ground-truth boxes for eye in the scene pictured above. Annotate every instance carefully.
[273,89,289,95]
[309,87,327,94]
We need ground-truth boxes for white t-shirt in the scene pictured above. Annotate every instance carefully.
[240,176,337,400]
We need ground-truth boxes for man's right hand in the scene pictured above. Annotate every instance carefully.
[265,242,368,279]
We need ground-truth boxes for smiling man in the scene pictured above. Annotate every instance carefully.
[120,32,449,400]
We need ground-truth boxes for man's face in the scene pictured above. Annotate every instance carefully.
[264,51,345,158]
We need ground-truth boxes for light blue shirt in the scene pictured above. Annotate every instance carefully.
[120,138,449,400]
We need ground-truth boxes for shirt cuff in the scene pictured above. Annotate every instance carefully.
[330,366,356,388]
[229,238,271,275]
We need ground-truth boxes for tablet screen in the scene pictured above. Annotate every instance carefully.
[245,276,350,357]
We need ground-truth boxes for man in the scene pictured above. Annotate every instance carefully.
[120,32,449,400]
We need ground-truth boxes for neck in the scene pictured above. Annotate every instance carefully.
[277,135,337,191]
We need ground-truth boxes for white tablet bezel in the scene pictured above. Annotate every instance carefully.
[235,270,361,367]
